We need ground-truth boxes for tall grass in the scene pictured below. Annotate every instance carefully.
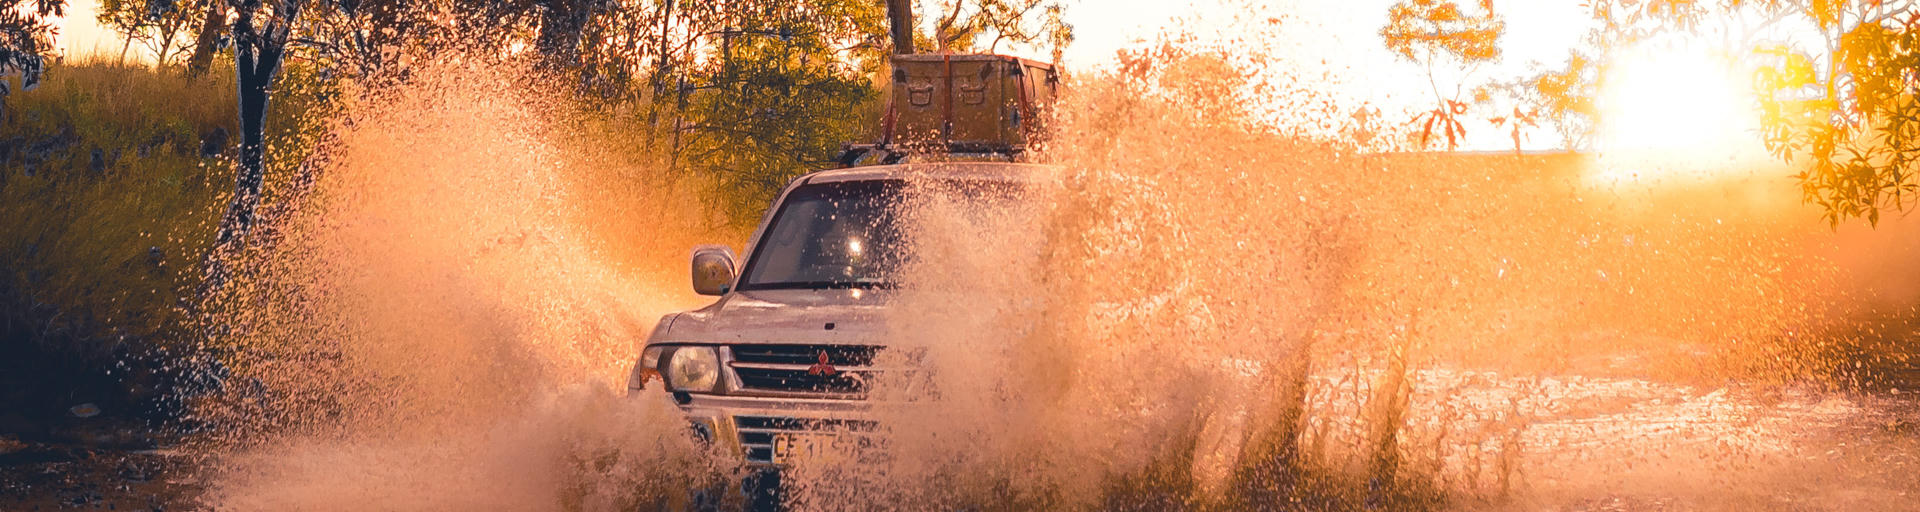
[0,59,322,424]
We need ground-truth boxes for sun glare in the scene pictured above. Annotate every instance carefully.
[1590,44,1771,186]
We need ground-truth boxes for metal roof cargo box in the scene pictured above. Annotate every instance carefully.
[885,54,1059,152]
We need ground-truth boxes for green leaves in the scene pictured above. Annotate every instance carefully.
[675,10,883,225]
[0,0,64,105]
[1837,22,1918,120]
[1579,0,1920,227]
[1380,0,1505,65]
[1748,14,1920,227]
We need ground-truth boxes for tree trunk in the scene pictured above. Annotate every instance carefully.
[185,0,228,78]
[935,5,957,52]
[119,34,135,66]
[536,0,589,72]
[886,0,915,54]
[204,0,297,295]
[155,8,192,68]
[219,68,271,249]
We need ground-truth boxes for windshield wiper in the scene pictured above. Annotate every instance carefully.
[742,280,896,290]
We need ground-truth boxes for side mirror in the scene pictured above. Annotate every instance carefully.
[691,245,738,296]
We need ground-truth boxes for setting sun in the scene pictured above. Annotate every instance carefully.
[1590,44,1772,185]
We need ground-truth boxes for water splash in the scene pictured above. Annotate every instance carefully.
[199,60,725,509]
[190,41,1920,512]
[772,47,1920,510]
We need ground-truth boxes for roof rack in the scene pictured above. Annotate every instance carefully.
[837,141,1026,167]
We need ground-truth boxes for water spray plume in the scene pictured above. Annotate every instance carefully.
[185,28,1920,512]
[775,43,1920,509]
[198,59,727,509]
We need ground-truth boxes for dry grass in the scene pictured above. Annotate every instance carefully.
[0,59,325,423]
[1,60,233,356]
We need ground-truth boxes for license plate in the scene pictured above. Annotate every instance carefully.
[773,433,874,465]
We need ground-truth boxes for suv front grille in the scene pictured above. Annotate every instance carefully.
[729,344,882,396]
[732,344,879,365]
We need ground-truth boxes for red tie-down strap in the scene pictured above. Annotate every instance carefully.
[942,54,955,141]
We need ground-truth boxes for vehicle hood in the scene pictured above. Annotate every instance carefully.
[652,289,894,345]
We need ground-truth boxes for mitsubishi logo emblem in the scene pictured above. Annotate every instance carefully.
[806,351,839,376]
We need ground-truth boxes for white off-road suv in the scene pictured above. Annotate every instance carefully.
[626,161,1051,467]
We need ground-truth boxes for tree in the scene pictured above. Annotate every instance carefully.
[668,0,887,223]
[925,0,1073,57]
[1379,0,1505,150]
[0,0,64,114]
[207,0,303,286]
[98,0,207,66]
[178,0,1069,234]
[589,0,1067,225]
[1517,49,1599,150]
[97,0,153,62]
[183,0,227,77]
[1748,0,1920,226]
[536,0,608,71]
[295,0,451,79]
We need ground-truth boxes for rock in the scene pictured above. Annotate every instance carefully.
[64,490,99,506]
[199,128,228,159]
[116,462,150,483]
[69,404,100,419]
[25,126,77,164]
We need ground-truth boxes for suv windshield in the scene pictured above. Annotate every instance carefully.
[737,179,1025,291]
[739,181,907,290]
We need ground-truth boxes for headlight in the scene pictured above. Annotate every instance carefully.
[665,346,721,392]
[628,346,667,393]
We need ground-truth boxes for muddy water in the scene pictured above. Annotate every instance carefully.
[191,55,1920,510]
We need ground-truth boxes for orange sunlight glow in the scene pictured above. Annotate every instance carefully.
[1589,44,1772,187]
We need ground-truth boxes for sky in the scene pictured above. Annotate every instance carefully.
[1061,0,1591,85]
[53,0,118,59]
[1055,0,1596,150]
[51,0,1598,150]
